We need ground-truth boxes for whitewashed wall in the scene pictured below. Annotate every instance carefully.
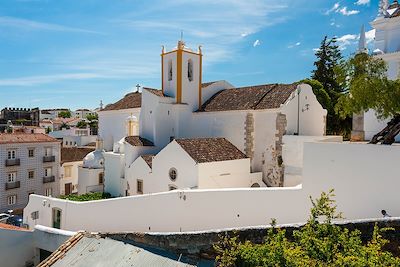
[281,84,327,136]
[104,152,125,196]
[60,161,81,195]
[98,108,140,151]
[24,142,400,233]
[77,167,103,194]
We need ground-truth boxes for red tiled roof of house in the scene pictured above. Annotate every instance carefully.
[141,154,154,168]
[0,133,59,144]
[125,136,154,147]
[175,138,247,163]
[61,147,95,164]
[102,92,141,111]
[198,83,298,112]
[0,223,30,231]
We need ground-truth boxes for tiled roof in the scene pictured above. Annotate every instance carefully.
[141,154,154,168]
[0,223,30,232]
[175,138,247,163]
[201,81,218,88]
[125,136,154,147]
[198,83,298,112]
[61,147,95,164]
[0,133,59,144]
[85,142,96,147]
[143,87,167,97]
[102,92,141,111]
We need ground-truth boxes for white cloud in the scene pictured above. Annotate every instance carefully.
[337,7,360,16]
[253,39,261,47]
[336,34,358,49]
[325,2,340,15]
[0,16,102,34]
[355,0,370,5]
[288,42,301,48]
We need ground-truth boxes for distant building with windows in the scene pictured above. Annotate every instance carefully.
[0,133,60,212]
[0,107,40,132]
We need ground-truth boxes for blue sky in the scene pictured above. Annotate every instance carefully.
[0,0,379,109]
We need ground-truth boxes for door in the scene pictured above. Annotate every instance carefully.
[65,183,72,195]
[52,208,61,229]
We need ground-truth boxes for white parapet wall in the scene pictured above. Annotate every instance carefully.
[23,142,400,233]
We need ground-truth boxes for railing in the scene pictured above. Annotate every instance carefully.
[43,156,55,163]
[5,159,20,166]
[6,181,20,190]
[43,176,55,183]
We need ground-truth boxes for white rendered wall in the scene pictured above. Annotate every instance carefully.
[281,84,327,136]
[60,161,81,195]
[103,152,125,196]
[282,135,343,187]
[98,108,140,151]
[126,157,152,195]
[23,142,400,233]
[77,167,103,194]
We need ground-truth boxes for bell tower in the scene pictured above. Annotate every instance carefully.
[161,40,203,110]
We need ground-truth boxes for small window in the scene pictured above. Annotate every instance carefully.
[31,211,39,220]
[45,168,52,177]
[64,166,72,178]
[7,195,16,206]
[99,172,104,185]
[137,179,143,194]
[168,60,173,81]
[187,59,193,81]
[45,147,52,157]
[251,183,261,188]
[28,170,35,179]
[28,149,34,158]
[7,150,16,160]
[8,172,16,182]
[45,188,52,197]
[169,168,177,181]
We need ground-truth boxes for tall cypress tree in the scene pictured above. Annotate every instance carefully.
[311,36,351,136]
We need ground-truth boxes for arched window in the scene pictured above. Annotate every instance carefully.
[169,185,177,191]
[187,59,193,81]
[168,60,173,81]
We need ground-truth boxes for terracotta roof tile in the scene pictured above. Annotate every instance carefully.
[198,83,298,112]
[143,88,167,97]
[175,138,247,163]
[61,147,95,164]
[141,154,154,168]
[125,136,154,147]
[201,81,218,88]
[0,133,59,144]
[0,223,30,231]
[102,92,141,111]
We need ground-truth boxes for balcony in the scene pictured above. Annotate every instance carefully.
[5,159,20,167]
[5,181,20,190]
[43,176,55,183]
[43,156,55,163]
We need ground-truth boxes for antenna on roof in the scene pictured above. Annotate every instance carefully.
[180,30,183,41]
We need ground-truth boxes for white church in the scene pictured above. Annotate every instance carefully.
[94,40,327,197]
[352,0,400,141]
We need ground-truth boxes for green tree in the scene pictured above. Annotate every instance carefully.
[58,110,71,118]
[311,36,351,137]
[214,190,400,266]
[76,120,88,129]
[336,53,400,144]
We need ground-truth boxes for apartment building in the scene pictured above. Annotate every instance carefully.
[0,133,60,212]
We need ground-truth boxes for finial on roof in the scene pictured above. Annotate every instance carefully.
[161,45,165,54]
[198,45,202,54]
[135,84,140,92]
[358,25,368,54]
[99,100,103,110]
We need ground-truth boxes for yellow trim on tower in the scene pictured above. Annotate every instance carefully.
[198,48,203,109]
[176,43,183,104]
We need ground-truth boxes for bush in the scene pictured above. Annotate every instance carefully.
[214,190,400,266]
[59,192,112,201]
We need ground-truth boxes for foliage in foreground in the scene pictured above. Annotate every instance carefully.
[60,192,111,202]
[214,190,400,266]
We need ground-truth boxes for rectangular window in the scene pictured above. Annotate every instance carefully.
[45,188,52,197]
[45,168,52,177]
[7,195,16,206]
[28,170,35,179]
[137,179,143,194]
[28,149,34,158]
[31,211,39,220]
[8,172,16,182]
[64,166,72,178]
[45,147,52,157]
[99,172,104,185]
[7,150,16,159]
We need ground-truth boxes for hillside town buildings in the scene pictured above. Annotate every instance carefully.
[0,133,60,212]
